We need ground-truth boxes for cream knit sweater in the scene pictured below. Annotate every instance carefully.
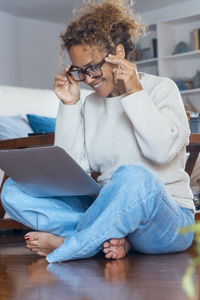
[55,73,195,211]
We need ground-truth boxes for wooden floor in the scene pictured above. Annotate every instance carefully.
[0,231,200,300]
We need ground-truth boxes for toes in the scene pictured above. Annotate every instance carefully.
[26,245,31,251]
[24,234,31,241]
[25,240,31,246]
[109,238,125,246]
[30,246,41,252]
[29,240,39,247]
[108,246,116,253]
[112,252,118,259]
[103,247,110,254]
[103,238,130,260]
[24,231,39,242]
[105,252,113,259]
[25,240,39,250]
[118,238,126,245]
[26,245,39,252]
[103,241,110,248]
[25,232,41,249]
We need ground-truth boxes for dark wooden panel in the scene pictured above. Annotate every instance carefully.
[0,133,54,150]
[185,144,200,176]
[0,218,28,229]
[195,212,200,221]
[190,133,200,144]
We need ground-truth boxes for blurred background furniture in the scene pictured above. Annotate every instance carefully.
[0,133,54,229]
[0,85,91,229]
[0,84,59,185]
[186,134,200,176]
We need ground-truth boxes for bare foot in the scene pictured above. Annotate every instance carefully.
[103,238,131,259]
[25,232,64,257]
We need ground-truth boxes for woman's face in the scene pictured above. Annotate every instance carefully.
[69,44,123,98]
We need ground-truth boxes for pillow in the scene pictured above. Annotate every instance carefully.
[27,114,56,133]
[0,115,33,140]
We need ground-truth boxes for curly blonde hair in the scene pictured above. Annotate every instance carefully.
[59,0,146,68]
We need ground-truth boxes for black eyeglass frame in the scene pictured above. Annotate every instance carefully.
[67,54,108,82]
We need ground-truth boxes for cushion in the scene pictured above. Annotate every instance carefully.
[27,114,56,133]
[0,115,33,140]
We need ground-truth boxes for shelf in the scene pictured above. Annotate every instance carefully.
[136,13,200,104]
[180,88,200,95]
[161,50,200,61]
[135,58,158,65]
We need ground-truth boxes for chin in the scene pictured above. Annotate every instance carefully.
[95,86,113,98]
[96,90,110,98]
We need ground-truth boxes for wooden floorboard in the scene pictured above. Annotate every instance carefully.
[0,233,199,300]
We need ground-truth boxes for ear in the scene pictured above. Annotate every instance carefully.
[115,44,125,58]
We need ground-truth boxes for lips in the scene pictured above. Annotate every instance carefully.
[91,79,104,91]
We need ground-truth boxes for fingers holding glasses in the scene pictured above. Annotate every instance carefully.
[54,73,69,94]
[105,54,135,70]
[54,65,78,87]
[105,54,142,94]
[53,65,80,105]
[54,75,68,88]
[64,64,72,73]
[54,65,71,86]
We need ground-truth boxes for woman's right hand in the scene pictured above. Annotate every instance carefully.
[53,65,80,105]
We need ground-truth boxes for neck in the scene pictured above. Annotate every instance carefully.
[109,80,126,97]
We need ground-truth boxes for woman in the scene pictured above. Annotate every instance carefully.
[1,0,195,263]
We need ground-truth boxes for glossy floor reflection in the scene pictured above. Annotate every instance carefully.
[0,235,199,300]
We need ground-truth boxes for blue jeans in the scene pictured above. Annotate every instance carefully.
[1,165,194,263]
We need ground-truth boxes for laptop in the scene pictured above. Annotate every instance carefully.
[0,146,101,197]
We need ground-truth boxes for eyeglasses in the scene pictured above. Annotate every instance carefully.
[67,54,108,82]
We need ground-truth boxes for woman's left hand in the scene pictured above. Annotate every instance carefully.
[105,54,143,95]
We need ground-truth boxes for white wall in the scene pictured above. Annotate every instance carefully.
[0,11,20,86]
[140,0,200,24]
[1,0,200,89]
[18,18,63,89]
[0,11,64,89]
